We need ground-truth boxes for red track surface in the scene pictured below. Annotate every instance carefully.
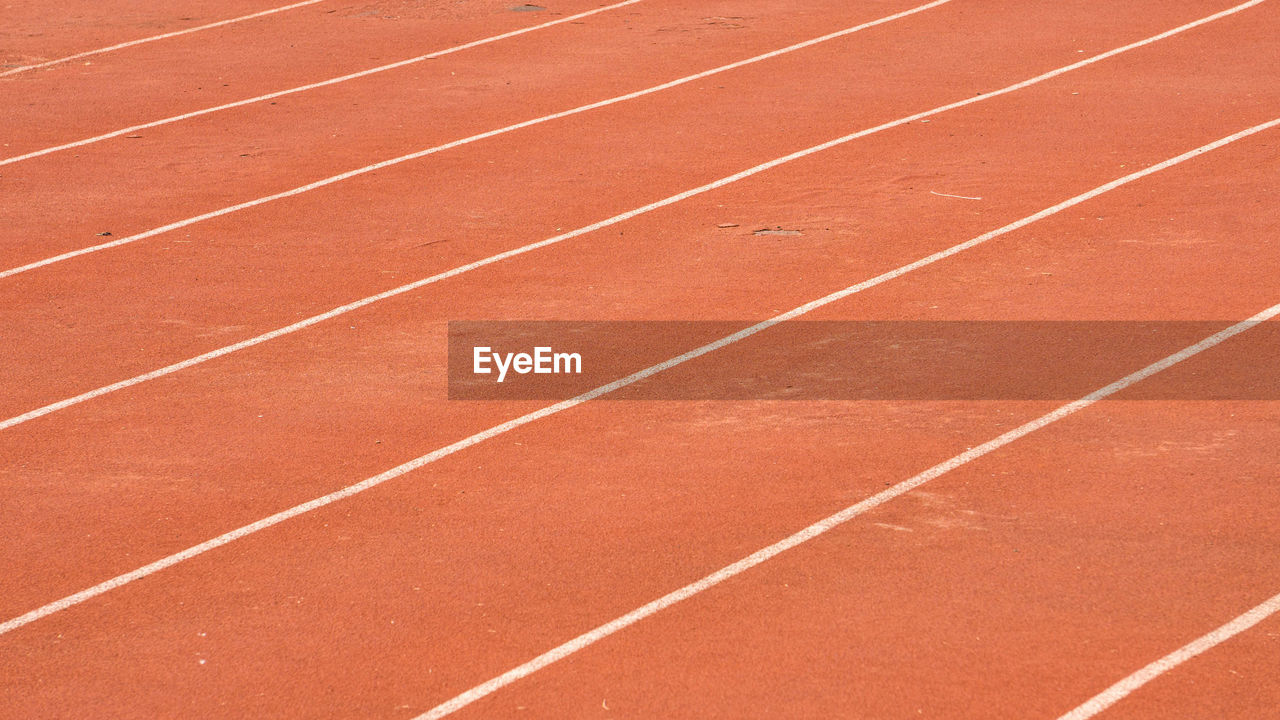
[2,0,1278,717]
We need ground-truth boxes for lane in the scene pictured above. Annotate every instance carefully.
[0,0,946,268]
[1,0,1269,423]
[0,0,633,150]
[1,15,1277,716]
[0,0,322,72]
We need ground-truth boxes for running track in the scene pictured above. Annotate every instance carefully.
[2,0,1278,717]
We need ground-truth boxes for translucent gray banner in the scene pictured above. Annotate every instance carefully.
[447,321,1278,400]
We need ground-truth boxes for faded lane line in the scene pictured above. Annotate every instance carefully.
[0,0,326,78]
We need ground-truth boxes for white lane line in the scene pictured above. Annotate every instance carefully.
[0,0,956,280]
[0,0,326,79]
[930,190,983,200]
[2,76,1276,438]
[0,0,644,166]
[414,304,1280,720]
[1059,591,1280,712]
[1057,591,1280,720]
[1,115,1274,639]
